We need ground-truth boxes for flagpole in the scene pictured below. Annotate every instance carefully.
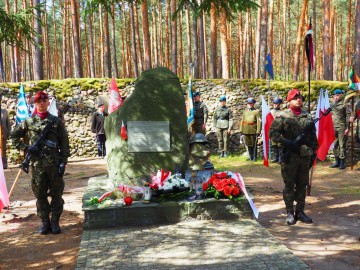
[307,16,313,195]
[308,17,311,113]
[350,54,356,170]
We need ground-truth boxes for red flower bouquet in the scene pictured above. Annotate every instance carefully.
[202,172,242,201]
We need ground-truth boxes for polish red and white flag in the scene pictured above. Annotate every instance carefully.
[261,96,274,167]
[108,78,124,114]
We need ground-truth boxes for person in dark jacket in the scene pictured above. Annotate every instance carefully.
[91,103,108,158]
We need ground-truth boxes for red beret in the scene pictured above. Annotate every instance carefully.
[34,91,49,103]
[287,89,301,102]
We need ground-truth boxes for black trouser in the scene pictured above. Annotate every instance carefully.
[96,134,106,157]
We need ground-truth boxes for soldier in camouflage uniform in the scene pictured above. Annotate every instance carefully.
[329,89,349,170]
[239,98,261,161]
[213,96,233,158]
[193,92,208,134]
[270,98,283,163]
[270,89,318,225]
[11,91,70,235]
[349,98,360,171]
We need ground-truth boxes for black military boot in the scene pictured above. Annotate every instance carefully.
[295,211,313,224]
[219,151,224,158]
[39,221,51,235]
[286,211,296,225]
[50,219,62,234]
[339,159,345,170]
[329,157,340,168]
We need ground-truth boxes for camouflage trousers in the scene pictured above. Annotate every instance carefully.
[281,153,310,212]
[216,128,229,152]
[333,130,348,160]
[31,162,64,222]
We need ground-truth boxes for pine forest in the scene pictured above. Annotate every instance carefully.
[1,0,360,83]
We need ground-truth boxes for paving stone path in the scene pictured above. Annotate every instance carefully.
[76,219,310,270]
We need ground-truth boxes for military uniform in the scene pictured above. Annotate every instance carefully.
[193,100,208,134]
[330,98,348,160]
[239,108,261,160]
[213,105,233,157]
[11,113,70,230]
[270,106,283,162]
[270,108,318,221]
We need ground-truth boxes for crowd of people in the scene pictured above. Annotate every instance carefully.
[2,87,359,233]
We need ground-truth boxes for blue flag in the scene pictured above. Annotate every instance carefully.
[265,53,274,80]
[187,79,194,128]
[16,84,30,125]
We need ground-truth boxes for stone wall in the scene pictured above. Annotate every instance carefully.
[1,78,359,166]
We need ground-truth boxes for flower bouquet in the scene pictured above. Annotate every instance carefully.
[86,184,144,208]
[150,169,189,193]
[202,172,242,201]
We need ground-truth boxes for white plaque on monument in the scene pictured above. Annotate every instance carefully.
[127,121,171,152]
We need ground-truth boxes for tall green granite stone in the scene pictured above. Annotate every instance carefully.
[104,67,189,186]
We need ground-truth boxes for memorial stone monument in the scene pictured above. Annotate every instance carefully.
[104,67,189,186]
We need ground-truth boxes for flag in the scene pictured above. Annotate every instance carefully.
[120,120,128,140]
[15,84,30,125]
[305,23,314,71]
[261,96,274,167]
[264,53,274,79]
[187,78,195,129]
[0,153,9,212]
[48,98,58,116]
[108,78,124,114]
[316,89,335,161]
[348,68,360,91]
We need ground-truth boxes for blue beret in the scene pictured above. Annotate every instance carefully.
[219,95,226,101]
[333,89,343,95]
[193,92,200,97]
[273,98,283,104]
[247,98,256,103]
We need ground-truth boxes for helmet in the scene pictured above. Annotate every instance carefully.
[190,133,208,144]
[273,98,283,104]
[247,98,256,104]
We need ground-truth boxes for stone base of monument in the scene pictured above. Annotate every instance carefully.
[82,175,254,230]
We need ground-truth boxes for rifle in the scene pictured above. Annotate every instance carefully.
[282,107,332,163]
[20,103,70,173]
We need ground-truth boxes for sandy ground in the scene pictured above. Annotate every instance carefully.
[0,157,359,270]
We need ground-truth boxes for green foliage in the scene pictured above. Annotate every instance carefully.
[175,0,259,19]
[0,4,44,48]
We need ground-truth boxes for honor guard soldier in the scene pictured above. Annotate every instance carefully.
[270,89,318,225]
[11,91,70,235]
[193,92,208,134]
[213,95,233,157]
[270,98,283,162]
[239,98,261,161]
[329,89,349,170]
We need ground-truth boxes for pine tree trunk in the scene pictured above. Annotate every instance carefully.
[111,3,118,78]
[268,0,274,62]
[345,0,351,78]
[354,0,360,74]
[281,0,287,79]
[198,0,206,78]
[210,4,217,78]
[323,0,332,80]
[330,7,335,80]
[141,0,152,70]
[259,0,268,79]
[129,2,139,77]
[219,9,229,79]
[312,0,317,79]
[185,4,192,72]
[62,1,67,78]
[32,0,44,80]
[171,0,177,74]
[293,0,307,81]
[191,7,199,78]
[103,10,111,77]
[134,5,143,72]
[87,14,96,78]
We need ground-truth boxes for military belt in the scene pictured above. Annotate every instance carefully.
[242,121,255,125]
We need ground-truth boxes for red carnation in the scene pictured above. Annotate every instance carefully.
[229,178,236,186]
[218,172,228,179]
